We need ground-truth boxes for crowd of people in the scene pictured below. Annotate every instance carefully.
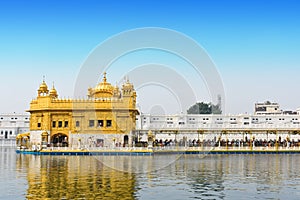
[149,138,300,148]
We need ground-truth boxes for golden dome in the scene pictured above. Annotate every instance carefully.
[88,72,115,98]
[38,77,49,96]
[49,83,58,98]
[95,82,114,94]
[39,80,48,92]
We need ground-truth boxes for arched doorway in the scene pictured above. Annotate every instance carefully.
[51,133,68,147]
[124,135,129,147]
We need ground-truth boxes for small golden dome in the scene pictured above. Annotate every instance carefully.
[122,77,134,91]
[41,131,48,136]
[38,77,49,96]
[39,80,48,92]
[49,83,58,98]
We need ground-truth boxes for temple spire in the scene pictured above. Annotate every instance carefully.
[103,72,107,83]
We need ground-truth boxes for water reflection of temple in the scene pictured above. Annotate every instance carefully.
[16,154,137,199]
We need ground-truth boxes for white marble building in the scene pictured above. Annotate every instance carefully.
[136,113,300,143]
[0,113,30,146]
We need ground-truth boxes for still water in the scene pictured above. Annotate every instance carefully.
[1,147,300,200]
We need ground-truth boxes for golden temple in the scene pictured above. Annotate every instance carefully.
[17,72,139,149]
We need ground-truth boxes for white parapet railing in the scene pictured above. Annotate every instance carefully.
[148,123,300,131]
[25,144,300,152]
[44,146,152,152]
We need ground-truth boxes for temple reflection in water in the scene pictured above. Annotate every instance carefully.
[16,154,137,199]
[14,151,299,199]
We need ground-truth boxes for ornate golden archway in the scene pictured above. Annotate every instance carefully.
[51,133,68,147]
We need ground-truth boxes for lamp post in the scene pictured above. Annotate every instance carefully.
[197,130,200,147]
[78,138,81,149]
[267,131,269,144]
[173,130,178,148]
[275,131,279,151]
[221,131,227,150]
[41,131,48,149]
[113,138,116,148]
[226,133,228,150]
[147,130,154,148]
[55,135,59,147]
[197,130,203,149]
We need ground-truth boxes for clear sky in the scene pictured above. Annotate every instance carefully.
[0,0,300,114]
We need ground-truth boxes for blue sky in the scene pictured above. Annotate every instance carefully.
[0,0,300,114]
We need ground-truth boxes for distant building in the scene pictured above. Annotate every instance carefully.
[254,101,282,115]
[0,113,30,146]
[135,112,300,144]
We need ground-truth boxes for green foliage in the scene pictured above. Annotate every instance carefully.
[187,102,222,114]
[211,104,222,114]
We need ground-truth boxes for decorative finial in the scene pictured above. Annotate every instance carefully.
[43,75,45,83]
[103,72,107,82]
[52,81,55,89]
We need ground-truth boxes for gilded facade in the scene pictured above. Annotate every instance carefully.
[26,72,139,148]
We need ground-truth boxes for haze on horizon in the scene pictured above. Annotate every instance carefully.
[0,0,300,115]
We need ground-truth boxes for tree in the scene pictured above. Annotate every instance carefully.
[187,102,222,114]
[210,103,222,114]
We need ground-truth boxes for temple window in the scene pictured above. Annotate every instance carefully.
[89,120,95,127]
[52,121,56,128]
[37,123,41,128]
[58,121,62,128]
[106,120,112,127]
[76,121,80,127]
[98,120,103,127]
[64,121,68,127]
